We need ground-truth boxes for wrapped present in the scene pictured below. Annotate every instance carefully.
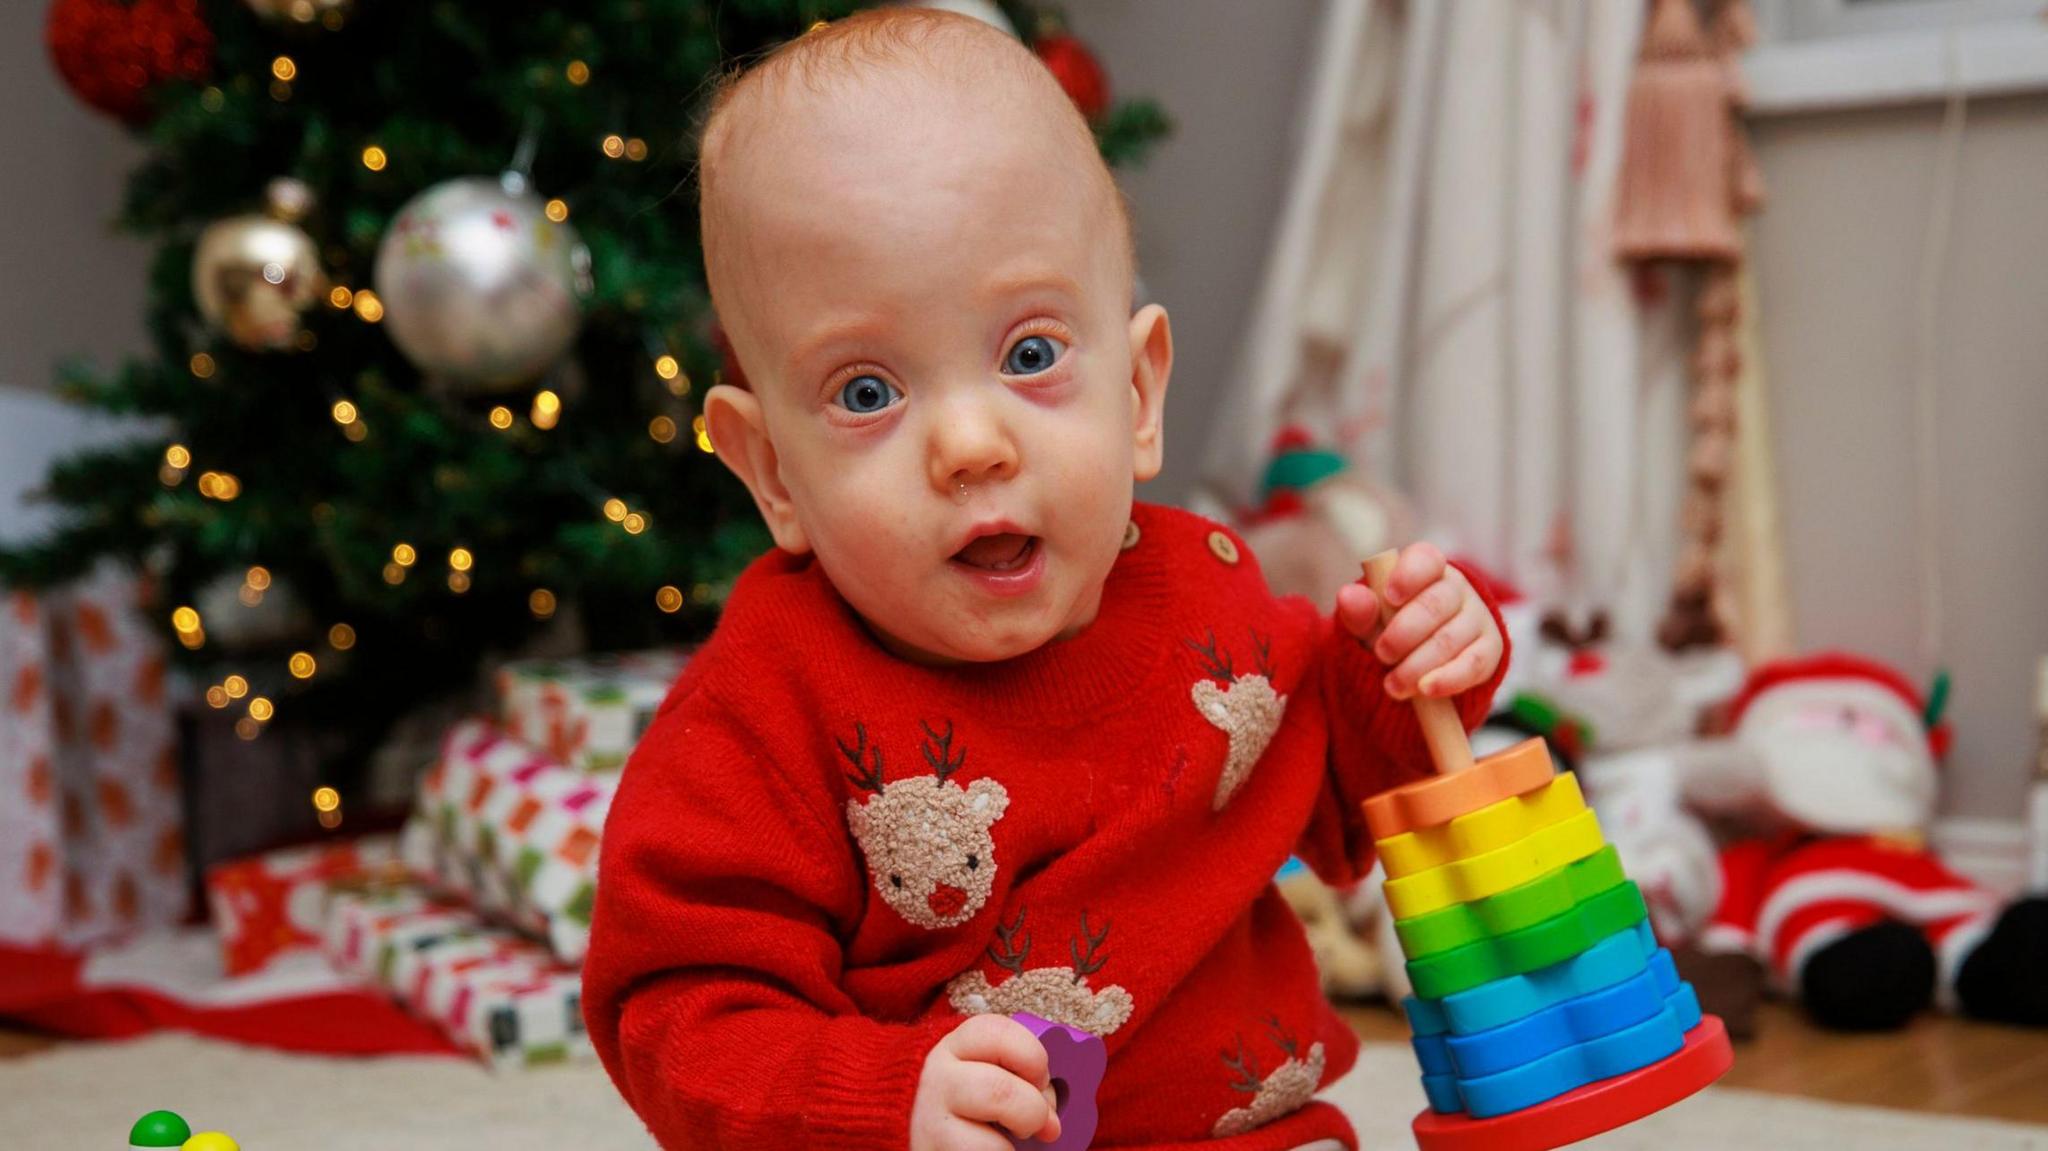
[0,567,184,948]
[324,884,589,1069]
[0,590,62,945]
[323,885,479,984]
[206,834,401,975]
[402,721,613,963]
[406,932,590,1069]
[495,649,686,772]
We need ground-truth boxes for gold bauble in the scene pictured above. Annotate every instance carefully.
[242,0,351,25]
[193,210,326,352]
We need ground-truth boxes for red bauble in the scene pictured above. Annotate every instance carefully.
[1035,33,1109,122]
[46,0,213,124]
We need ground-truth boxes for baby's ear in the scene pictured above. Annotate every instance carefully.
[1126,303,1172,482]
[704,383,810,554]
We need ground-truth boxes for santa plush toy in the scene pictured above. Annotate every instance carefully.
[1687,653,2048,1030]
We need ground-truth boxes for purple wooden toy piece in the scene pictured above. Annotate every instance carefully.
[1010,1012,1104,1151]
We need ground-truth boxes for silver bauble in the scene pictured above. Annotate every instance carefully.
[373,176,593,392]
[195,571,314,651]
[192,206,326,353]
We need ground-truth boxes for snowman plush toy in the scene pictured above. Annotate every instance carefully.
[1684,653,2048,1030]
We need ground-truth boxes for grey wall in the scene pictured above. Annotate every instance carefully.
[1066,0,1326,506]
[0,1,151,394]
[1750,95,2048,822]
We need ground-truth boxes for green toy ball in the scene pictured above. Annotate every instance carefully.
[128,1110,192,1149]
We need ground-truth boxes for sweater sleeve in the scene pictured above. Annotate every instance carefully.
[1293,562,1511,887]
[583,689,949,1150]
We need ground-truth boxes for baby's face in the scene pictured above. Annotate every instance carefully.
[704,63,1170,664]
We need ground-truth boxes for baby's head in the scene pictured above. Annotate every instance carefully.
[698,8,1172,665]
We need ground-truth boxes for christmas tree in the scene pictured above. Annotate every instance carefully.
[16,0,1166,799]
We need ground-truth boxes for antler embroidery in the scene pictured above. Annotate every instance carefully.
[1264,1014,1299,1059]
[1070,910,1109,983]
[1185,629,1236,685]
[837,722,886,794]
[920,718,965,782]
[989,908,1032,976]
[1251,631,1275,679]
[1221,1036,1263,1094]
[1211,1017,1328,1137]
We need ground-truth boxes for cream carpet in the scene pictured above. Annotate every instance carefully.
[7,1035,2048,1149]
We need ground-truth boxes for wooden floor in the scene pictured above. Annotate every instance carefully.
[1341,1000,2048,1126]
[7,1005,2047,1126]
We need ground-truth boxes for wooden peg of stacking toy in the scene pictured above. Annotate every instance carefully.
[1360,551,1732,1151]
[1008,1012,1104,1151]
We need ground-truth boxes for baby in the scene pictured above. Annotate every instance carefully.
[584,10,1507,1151]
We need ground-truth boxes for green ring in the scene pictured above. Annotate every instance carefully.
[1394,845,1626,960]
[1405,880,1648,1001]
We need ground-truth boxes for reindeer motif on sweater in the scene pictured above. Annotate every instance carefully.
[947,908,1135,1037]
[843,720,1009,930]
[1211,1016,1327,1138]
[1187,629,1289,810]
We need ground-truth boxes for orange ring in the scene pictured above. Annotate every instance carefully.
[1363,739,1556,843]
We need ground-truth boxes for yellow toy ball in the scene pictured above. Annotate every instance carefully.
[182,1133,239,1151]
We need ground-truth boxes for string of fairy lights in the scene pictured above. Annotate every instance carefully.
[158,44,733,831]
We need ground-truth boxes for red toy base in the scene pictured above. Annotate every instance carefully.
[1412,1015,1733,1151]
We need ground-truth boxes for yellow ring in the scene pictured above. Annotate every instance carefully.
[1377,772,1587,879]
[1384,807,1607,921]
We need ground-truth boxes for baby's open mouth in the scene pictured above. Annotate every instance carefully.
[951,533,1038,572]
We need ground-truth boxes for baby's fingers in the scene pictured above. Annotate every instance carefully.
[943,1014,1051,1089]
[1335,582,1381,642]
[1419,626,1504,699]
[948,1063,1062,1143]
[1386,597,1487,700]
[1373,574,1467,668]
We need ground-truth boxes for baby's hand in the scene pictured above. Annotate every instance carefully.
[911,1015,1062,1151]
[1335,542,1502,701]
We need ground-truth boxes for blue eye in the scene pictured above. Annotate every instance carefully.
[1002,335,1065,376]
[836,375,900,414]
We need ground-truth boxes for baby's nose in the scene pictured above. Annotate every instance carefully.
[928,402,1018,491]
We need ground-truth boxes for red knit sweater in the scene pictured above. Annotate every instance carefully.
[585,503,1506,1151]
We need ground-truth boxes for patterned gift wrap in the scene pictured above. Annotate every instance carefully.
[401,721,613,963]
[406,932,591,1069]
[322,885,479,984]
[0,567,184,948]
[206,834,401,975]
[324,884,589,1069]
[495,648,686,772]
[0,590,62,946]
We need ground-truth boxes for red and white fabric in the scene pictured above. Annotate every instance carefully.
[204,834,401,976]
[324,885,590,1069]
[496,649,689,773]
[0,589,62,945]
[399,721,611,964]
[0,928,458,1056]
[1721,651,1950,834]
[1701,835,2001,1003]
[0,566,183,949]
